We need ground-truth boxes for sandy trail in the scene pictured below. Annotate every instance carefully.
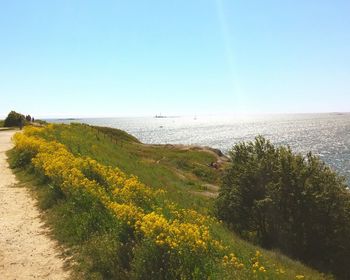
[0,130,69,280]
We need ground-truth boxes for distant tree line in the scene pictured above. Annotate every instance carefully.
[216,136,350,279]
[4,111,35,128]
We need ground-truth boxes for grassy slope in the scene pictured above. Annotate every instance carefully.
[37,123,223,213]
[12,123,327,279]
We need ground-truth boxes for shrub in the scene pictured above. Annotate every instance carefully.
[4,110,25,127]
[215,136,350,279]
[82,233,130,280]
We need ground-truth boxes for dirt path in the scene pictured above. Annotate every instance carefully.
[0,130,69,280]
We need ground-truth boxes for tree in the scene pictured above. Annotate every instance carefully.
[215,136,350,279]
[25,115,32,122]
[4,111,25,128]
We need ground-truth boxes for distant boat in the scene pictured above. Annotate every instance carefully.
[154,114,179,119]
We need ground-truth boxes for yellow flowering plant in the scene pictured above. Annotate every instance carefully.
[10,125,315,279]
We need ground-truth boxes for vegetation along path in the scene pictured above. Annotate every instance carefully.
[0,130,69,279]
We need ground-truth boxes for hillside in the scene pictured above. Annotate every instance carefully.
[8,123,329,279]
[32,123,227,212]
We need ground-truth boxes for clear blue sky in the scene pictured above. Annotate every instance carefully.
[1,0,349,118]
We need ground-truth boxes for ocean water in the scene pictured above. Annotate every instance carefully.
[51,113,350,183]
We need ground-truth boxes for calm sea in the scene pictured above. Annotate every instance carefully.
[51,113,350,183]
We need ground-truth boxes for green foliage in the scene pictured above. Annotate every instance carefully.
[130,240,172,280]
[130,240,216,280]
[92,125,141,143]
[9,149,36,168]
[0,119,4,127]
[216,136,350,279]
[32,123,221,212]
[192,165,217,183]
[35,119,48,125]
[9,126,327,280]
[11,166,131,279]
[81,233,130,280]
[4,110,25,127]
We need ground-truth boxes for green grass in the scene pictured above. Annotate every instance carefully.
[8,123,330,279]
[35,123,223,213]
[9,165,130,279]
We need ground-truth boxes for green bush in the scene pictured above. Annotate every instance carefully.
[9,149,37,168]
[82,234,130,280]
[4,110,25,127]
[215,136,350,279]
[130,239,215,280]
[130,240,171,280]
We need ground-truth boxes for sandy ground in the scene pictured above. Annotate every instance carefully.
[0,130,69,280]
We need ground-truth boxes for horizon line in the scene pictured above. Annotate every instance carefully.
[2,111,347,120]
